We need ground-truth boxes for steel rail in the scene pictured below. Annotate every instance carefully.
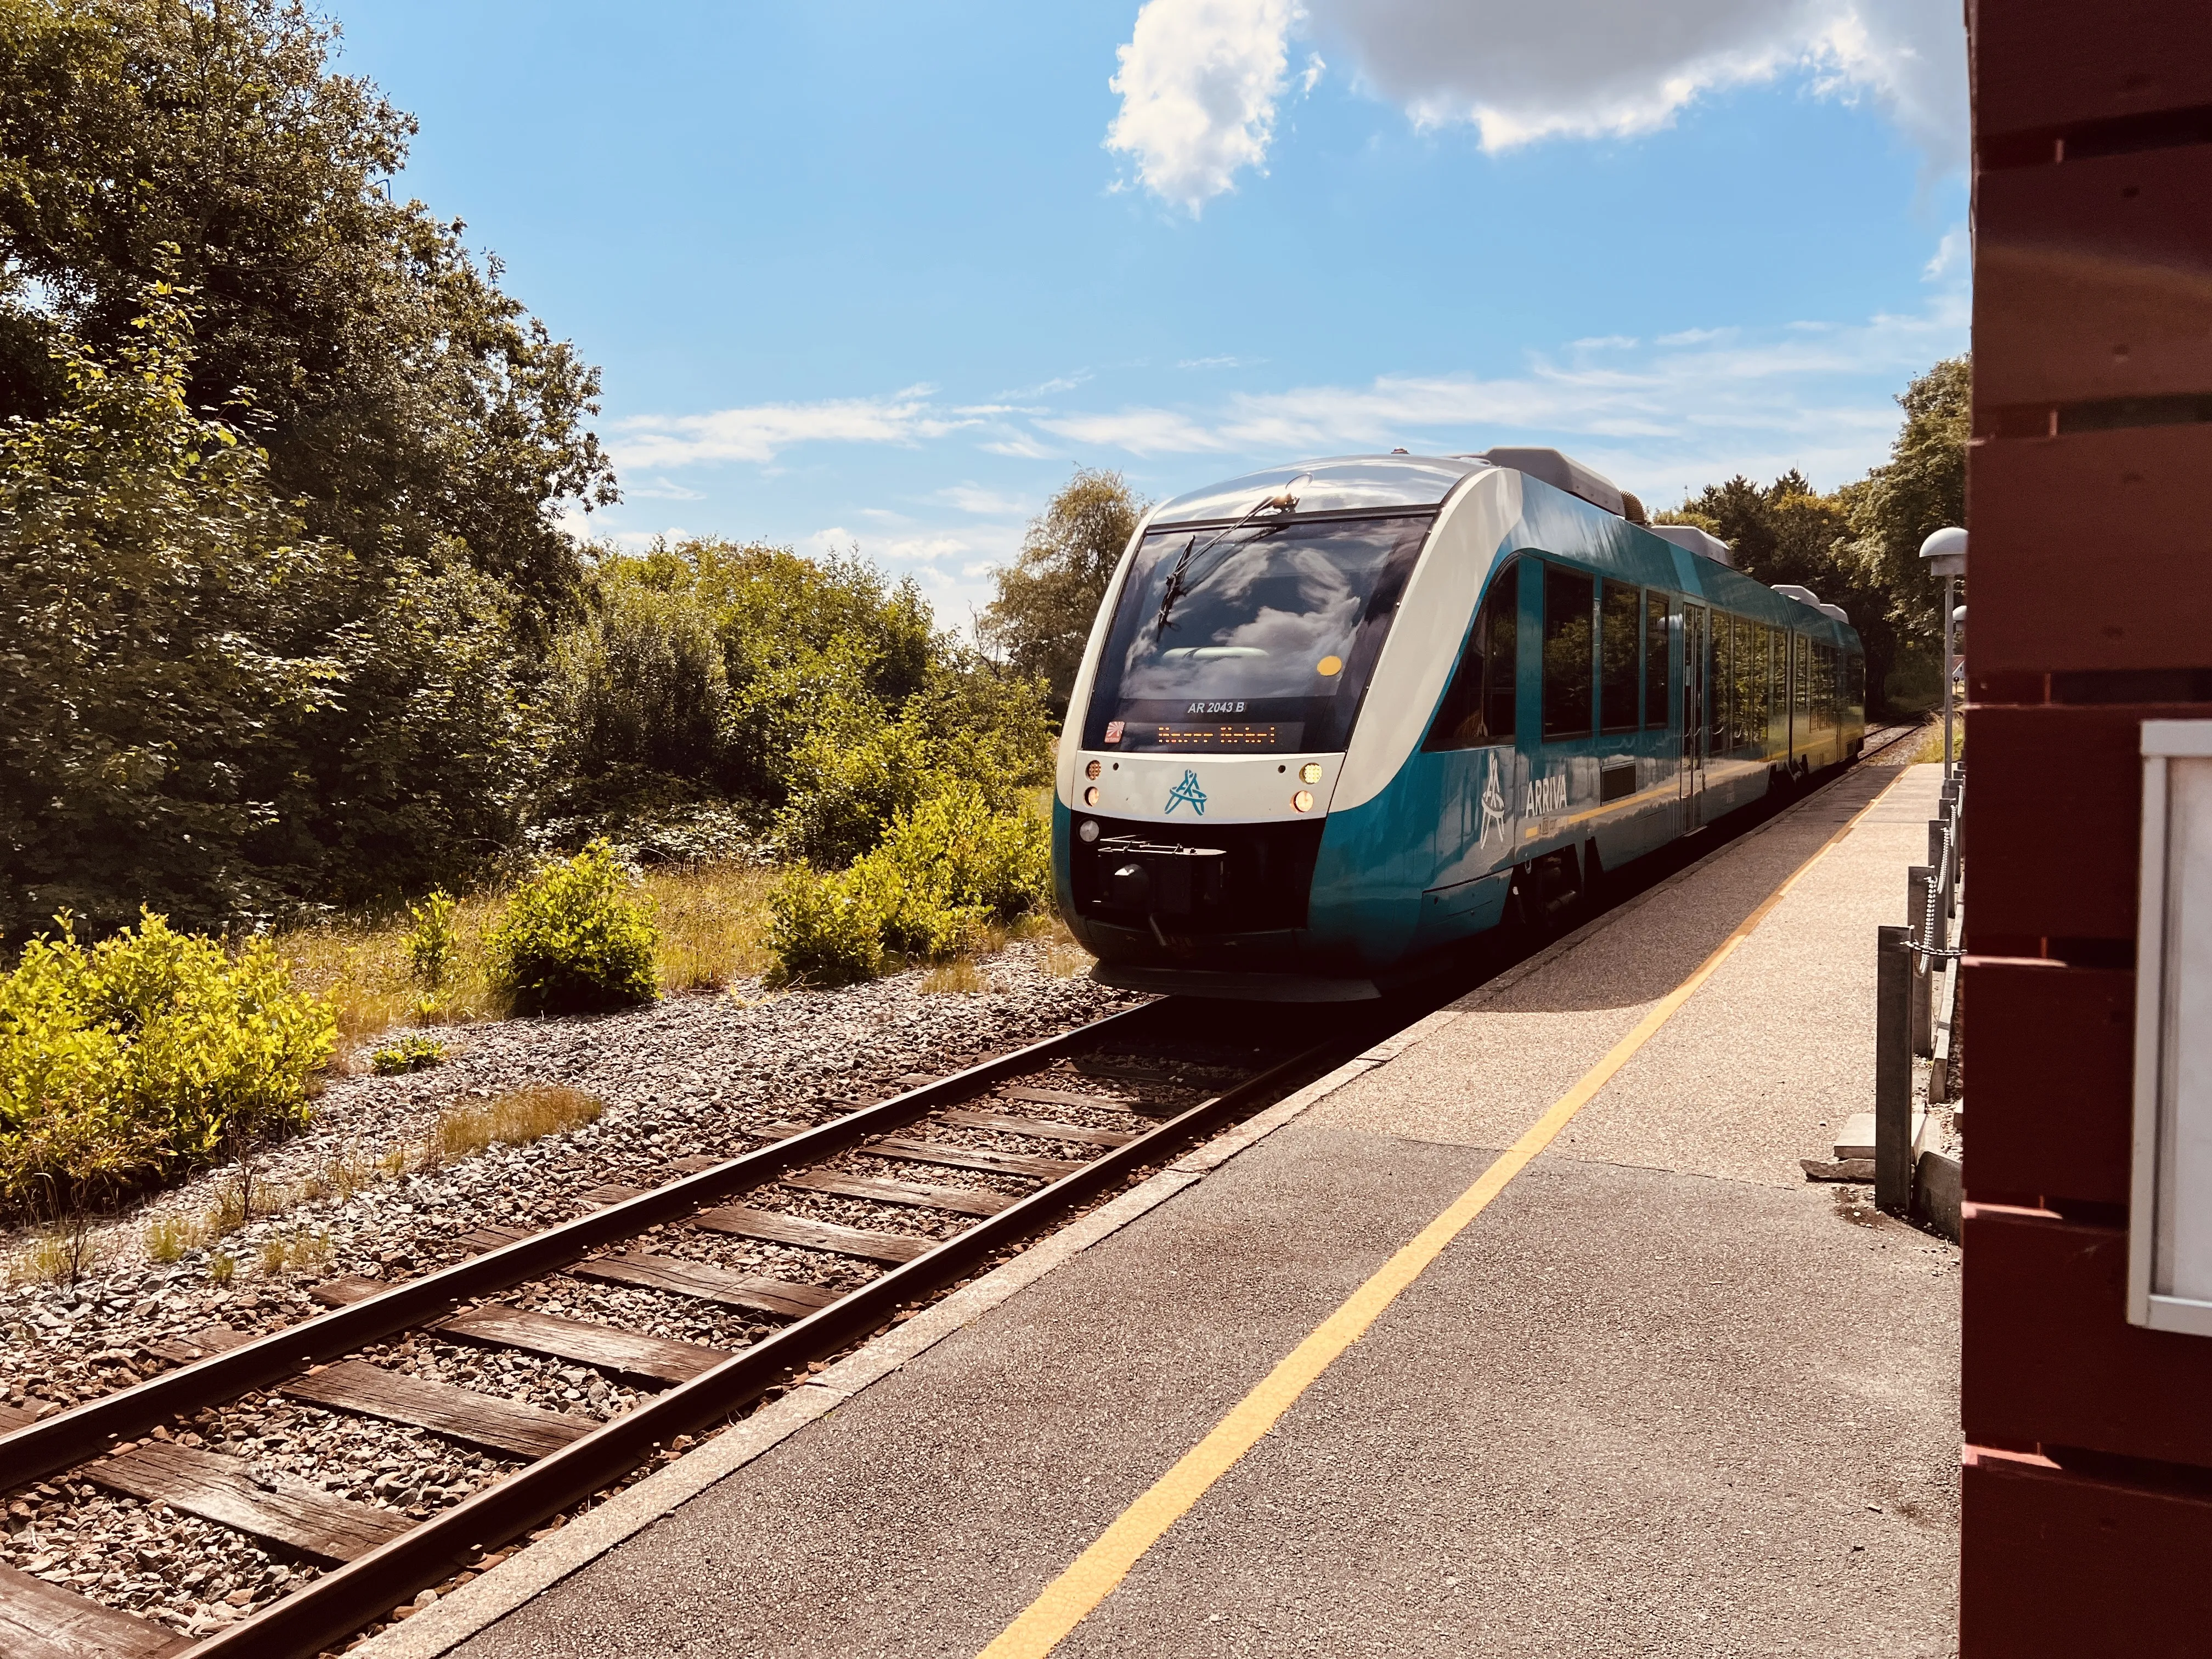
[190,1032,1350,1657]
[0,1000,1170,1486]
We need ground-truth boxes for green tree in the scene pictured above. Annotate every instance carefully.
[0,278,546,939]
[1841,356,1970,674]
[1658,358,1970,715]
[981,468,1146,710]
[0,276,343,936]
[0,0,615,617]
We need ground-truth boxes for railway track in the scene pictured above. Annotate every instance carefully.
[0,723,1924,1658]
[0,1000,1367,1658]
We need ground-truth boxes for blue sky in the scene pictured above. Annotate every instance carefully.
[329,0,1970,626]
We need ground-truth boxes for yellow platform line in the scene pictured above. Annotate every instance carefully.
[976,764,1908,1659]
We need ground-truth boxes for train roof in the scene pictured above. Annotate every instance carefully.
[1150,455,1486,526]
[1149,452,1857,640]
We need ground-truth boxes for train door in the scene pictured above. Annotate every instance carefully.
[1680,603,1708,828]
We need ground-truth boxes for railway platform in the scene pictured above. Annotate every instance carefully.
[369,759,1959,1659]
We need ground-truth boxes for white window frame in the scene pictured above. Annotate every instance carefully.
[2129,719,2212,1333]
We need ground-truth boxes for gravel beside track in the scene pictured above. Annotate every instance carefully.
[0,943,1137,1635]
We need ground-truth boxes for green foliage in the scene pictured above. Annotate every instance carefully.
[981,468,1147,709]
[773,650,1054,870]
[1841,356,1970,648]
[369,1032,444,1075]
[406,891,460,995]
[1660,356,1969,718]
[0,912,335,1215]
[766,783,1051,986]
[548,566,730,808]
[0,278,545,939]
[764,866,888,988]
[486,842,660,1014]
[0,274,345,939]
[0,0,614,616]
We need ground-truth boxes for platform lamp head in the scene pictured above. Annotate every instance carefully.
[1919,526,1967,577]
[1919,528,1967,775]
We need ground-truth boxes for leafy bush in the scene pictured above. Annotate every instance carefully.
[0,912,335,1215]
[764,866,887,988]
[766,783,1049,985]
[487,842,660,1014]
[546,569,731,808]
[370,1033,445,1075]
[407,890,459,999]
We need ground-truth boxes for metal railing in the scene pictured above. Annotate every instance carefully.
[1877,769,1963,1220]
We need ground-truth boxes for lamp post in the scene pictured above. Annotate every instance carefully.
[1920,527,1967,776]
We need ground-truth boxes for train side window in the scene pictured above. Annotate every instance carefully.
[1422,561,1519,751]
[1541,564,1596,740]
[1599,582,1640,733]
[1793,635,1812,718]
[1710,612,1731,749]
[1644,590,1668,729]
[1734,617,1759,751]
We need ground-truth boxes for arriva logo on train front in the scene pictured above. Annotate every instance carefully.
[1164,769,1207,816]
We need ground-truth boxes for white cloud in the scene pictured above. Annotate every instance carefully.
[1034,292,1965,498]
[611,387,980,469]
[625,476,707,501]
[1105,0,1301,215]
[1923,221,1969,280]
[1106,0,1965,211]
[1177,354,1266,369]
[980,433,1062,459]
[1657,326,1731,346]
[1307,0,1964,165]
[936,484,1031,516]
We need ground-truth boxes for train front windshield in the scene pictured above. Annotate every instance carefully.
[1082,512,1431,755]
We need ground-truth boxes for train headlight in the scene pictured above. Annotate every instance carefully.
[1291,789,1315,813]
[1083,786,1101,807]
[1078,817,1101,843]
[1085,759,1102,780]
[1299,762,1323,785]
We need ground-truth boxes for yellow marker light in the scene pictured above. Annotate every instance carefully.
[1299,762,1323,785]
[1316,655,1342,676]
[1083,786,1101,806]
[1085,759,1102,780]
[1291,789,1315,812]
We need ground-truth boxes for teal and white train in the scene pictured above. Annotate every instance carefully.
[1052,450,1866,1000]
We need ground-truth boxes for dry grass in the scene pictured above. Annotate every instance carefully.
[919,958,989,995]
[1910,722,1966,767]
[276,889,508,1046]
[428,1086,602,1165]
[275,860,778,1051]
[11,1224,106,1287]
[641,862,776,992]
[257,1226,331,1278]
[1038,913,1094,979]
[144,1212,207,1263]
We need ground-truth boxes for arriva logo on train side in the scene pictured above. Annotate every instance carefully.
[1480,754,1511,847]
[1523,774,1568,817]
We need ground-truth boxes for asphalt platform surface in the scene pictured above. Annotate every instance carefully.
[423,761,1961,1658]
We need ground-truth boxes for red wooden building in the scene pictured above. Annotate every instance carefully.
[1965,1,2212,1649]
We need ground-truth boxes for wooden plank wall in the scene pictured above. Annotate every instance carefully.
[1964,3,2212,1650]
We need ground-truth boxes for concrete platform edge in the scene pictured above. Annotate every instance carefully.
[352,758,1904,1659]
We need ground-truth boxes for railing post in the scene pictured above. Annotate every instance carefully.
[1908,864,1934,1057]
[1876,924,1913,1216]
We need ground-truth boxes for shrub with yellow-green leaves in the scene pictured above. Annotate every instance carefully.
[486,841,661,1014]
[767,782,1050,985]
[0,912,335,1215]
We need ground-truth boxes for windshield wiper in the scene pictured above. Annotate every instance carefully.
[1154,476,1308,633]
